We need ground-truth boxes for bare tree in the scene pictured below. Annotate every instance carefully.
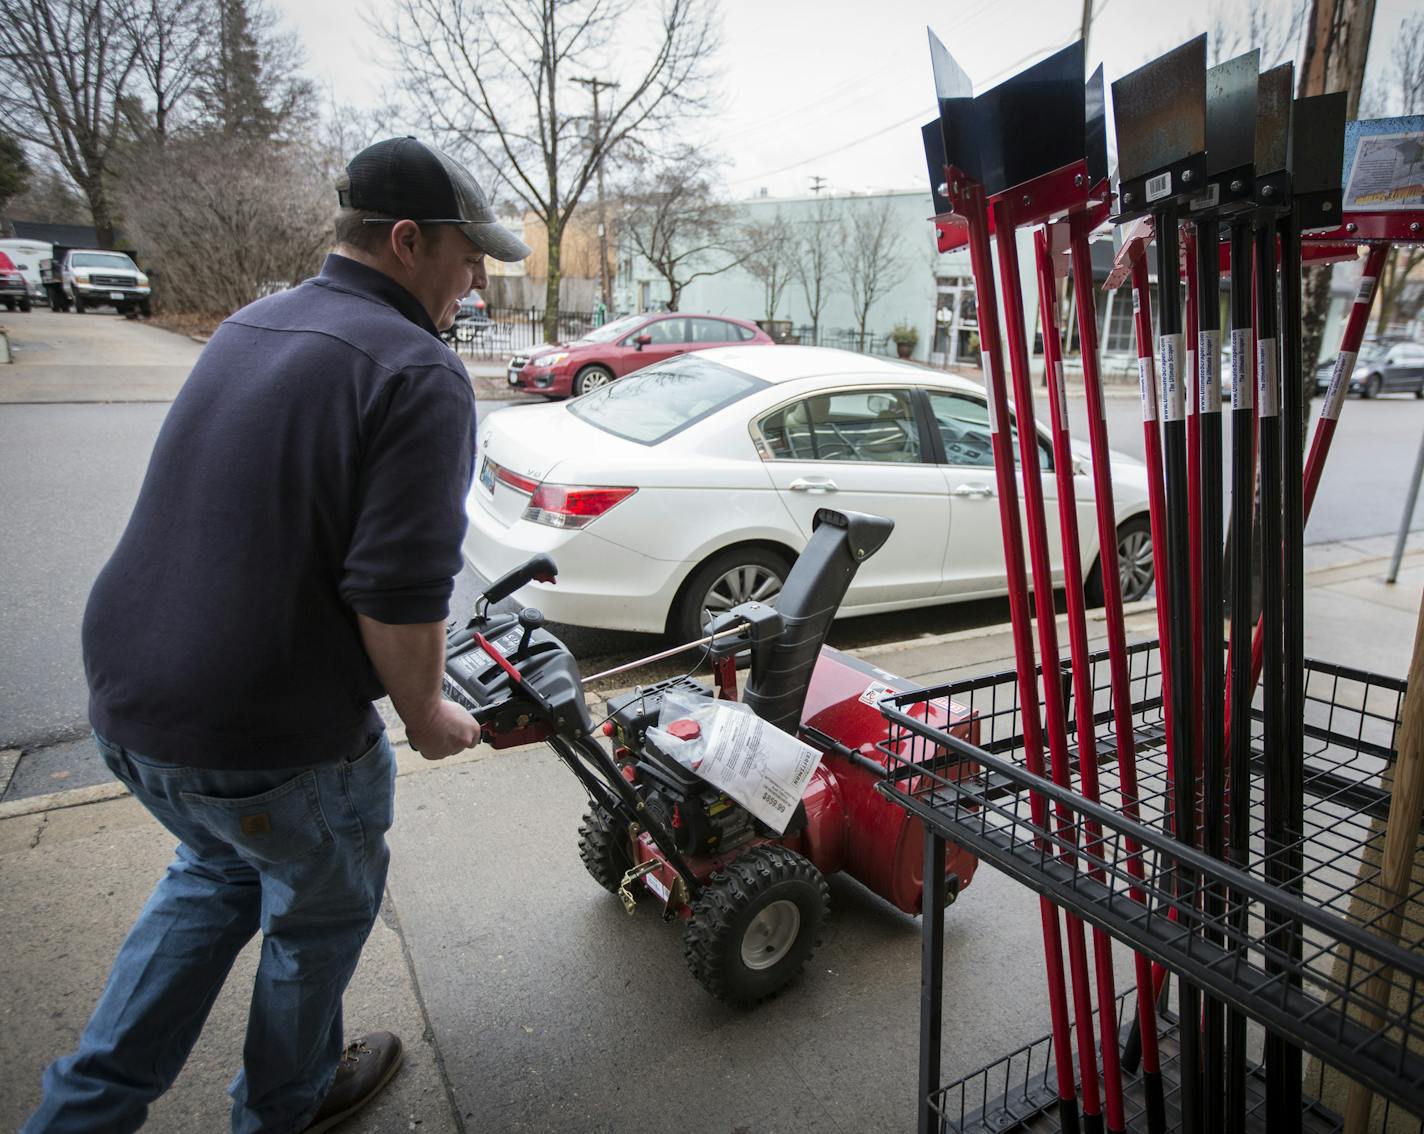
[118,135,329,314]
[0,0,143,246]
[839,197,907,352]
[617,147,743,312]
[796,194,839,342]
[374,0,717,340]
[121,0,210,143]
[740,211,797,322]
[1208,0,1309,67]
[1369,14,1424,337]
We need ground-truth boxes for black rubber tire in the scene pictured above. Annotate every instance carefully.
[139,298,152,317]
[19,298,31,312]
[577,806,635,895]
[1363,373,1382,399]
[683,844,829,1006]
[3,299,13,311]
[72,291,85,314]
[572,364,615,397]
[1085,514,1154,606]
[668,545,791,644]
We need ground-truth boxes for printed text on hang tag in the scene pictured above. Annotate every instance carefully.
[1138,356,1158,423]
[1230,329,1253,411]
[982,351,999,433]
[1257,338,1279,418]
[1322,350,1356,421]
[1159,333,1185,422]
[1199,330,1221,414]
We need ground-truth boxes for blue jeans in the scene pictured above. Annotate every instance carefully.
[23,731,397,1134]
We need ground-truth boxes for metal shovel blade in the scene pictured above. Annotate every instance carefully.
[923,119,952,214]
[1290,92,1348,195]
[1085,64,1109,188]
[973,39,1086,196]
[1254,64,1294,178]
[1206,50,1260,176]
[1111,34,1207,183]
[928,27,982,183]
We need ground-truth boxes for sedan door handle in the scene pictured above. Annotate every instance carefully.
[789,477,839,493]
[951,483,996,498]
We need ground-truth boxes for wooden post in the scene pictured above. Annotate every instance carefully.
[1344,594,1424,1133]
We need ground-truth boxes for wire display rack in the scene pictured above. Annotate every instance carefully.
[879,639,1422,1128]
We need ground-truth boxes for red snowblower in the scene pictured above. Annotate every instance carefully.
[441,508,980,1004]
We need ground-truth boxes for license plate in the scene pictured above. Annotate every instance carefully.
[479,457,496,493]
[109,291,125,300]
[507,368,519,386]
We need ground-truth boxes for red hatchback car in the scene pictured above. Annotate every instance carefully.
[506,312,774,397]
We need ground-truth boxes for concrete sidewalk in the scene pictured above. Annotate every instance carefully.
[3,544,1420,1133]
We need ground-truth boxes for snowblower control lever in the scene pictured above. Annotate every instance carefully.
[482,553,557,607]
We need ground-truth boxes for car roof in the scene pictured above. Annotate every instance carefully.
[645,311,758,329]
[692,344,978,389]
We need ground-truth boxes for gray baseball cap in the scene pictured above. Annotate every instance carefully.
[337,137,531,263]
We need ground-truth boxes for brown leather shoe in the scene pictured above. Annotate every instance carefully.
[300,1031,404,1133]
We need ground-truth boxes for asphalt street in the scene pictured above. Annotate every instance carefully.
[2,311,1421,789]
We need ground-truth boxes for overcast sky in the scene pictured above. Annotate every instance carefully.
[274,0,1420,201]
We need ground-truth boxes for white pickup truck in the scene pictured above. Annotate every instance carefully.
[40,247,152,316]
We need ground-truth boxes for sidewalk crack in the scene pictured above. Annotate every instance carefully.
[382,888,467,1134]
[29,814,48,849]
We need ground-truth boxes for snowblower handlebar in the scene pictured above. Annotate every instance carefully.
[482,553,558,607]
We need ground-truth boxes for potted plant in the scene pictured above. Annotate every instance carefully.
[890,322,918,359]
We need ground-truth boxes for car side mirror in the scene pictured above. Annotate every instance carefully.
[634,334,652,350]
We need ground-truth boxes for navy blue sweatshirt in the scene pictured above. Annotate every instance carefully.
[83,254,476,768]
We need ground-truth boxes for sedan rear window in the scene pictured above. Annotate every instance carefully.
[568,356,767,445]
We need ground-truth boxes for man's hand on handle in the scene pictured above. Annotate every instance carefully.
[357,614,481,760]
[405,698,481,760]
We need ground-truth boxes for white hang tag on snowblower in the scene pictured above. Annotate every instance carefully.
[647,694,823,834]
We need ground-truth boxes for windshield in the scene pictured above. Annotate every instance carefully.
[72,252,137,270]
[1359,343,1393,360]
[575,313,647,344]
[568,355,767,445]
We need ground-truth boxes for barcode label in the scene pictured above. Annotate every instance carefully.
[1132,287,1142,315]
[1199,330,1221,414]
[1053,360,1068,425]
[1231,329,1253,411]
[1322,349,1356,421]
[982,351,999,432]
[1145,171,1173,203]
[1159,333,1185,422]
[1139,356,1158,423]
[1189,183,1220,211]
[1258,338,1279,418]
[1356,277,1376,305]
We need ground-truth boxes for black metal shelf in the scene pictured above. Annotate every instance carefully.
[878,640,1421,1126]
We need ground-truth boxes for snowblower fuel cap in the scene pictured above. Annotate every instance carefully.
[667,719,702,741]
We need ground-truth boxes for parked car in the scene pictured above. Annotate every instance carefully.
[40,247,151,315]
[464,346,1152,642]
[0,252,31,312]
[0,239,51,305]
[1314,338,1424,399]
[441,291,490,346]
[506,312,774,398]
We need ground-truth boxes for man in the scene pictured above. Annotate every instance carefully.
[24,138,530,1134]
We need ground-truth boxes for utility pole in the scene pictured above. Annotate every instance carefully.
[809,175,826,195]
[573,76,619,310]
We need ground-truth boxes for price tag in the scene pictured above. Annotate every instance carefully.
[1145,171,1173,203]
[1132,287,1142,315]
[1231,329,1253,411]
[982,351,999,433]
[1159,333,1185,422]
[1053,360,1068,426]
[1199,330,1221,414]
[1322,349,1356,421]
[1186,349,1197,417]
[1257,338,1279,418]
[1138,356,1158,423]
[1356,276,1376,305]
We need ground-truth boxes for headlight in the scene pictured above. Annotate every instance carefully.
[74,273,89,283]
[137,273,149,286]
[537,352,570,367]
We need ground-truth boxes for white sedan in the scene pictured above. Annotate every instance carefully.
[463,346,1152,642]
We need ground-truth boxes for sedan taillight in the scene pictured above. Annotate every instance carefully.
[523,484,637,529]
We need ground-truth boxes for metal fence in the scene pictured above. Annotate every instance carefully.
[444,307,904,362]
